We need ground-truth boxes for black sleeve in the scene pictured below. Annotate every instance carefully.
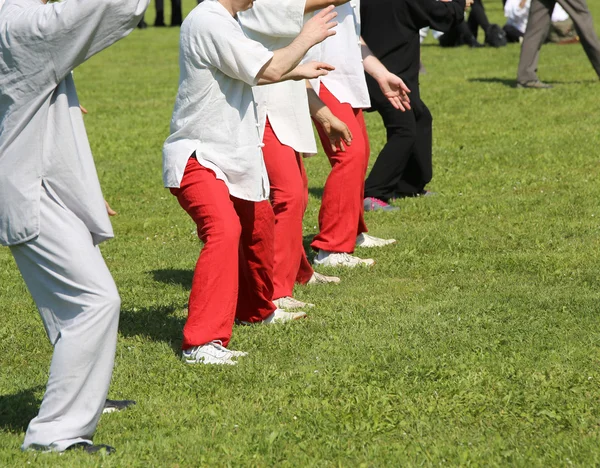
[407,0,466,32]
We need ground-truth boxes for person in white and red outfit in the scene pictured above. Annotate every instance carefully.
[162,0,337,365]
[305,0,412,268]
[239,0,353,311]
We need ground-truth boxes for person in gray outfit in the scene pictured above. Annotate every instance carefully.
[517,0,600,87]
[0,0,148,454]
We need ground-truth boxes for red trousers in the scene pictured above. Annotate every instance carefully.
[170,157,276,349]
[262,120,314,299]
[311,85,370,254]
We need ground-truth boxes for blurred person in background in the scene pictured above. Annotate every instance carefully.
[517,0,600,88]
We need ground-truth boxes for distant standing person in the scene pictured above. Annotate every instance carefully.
[0,0,148,454]
[154,0,182,26]
[517,0,600,88]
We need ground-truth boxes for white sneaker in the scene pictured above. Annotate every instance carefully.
[263,308,307,324]
[182,340,247,365]
[273,296,314,309]
[356,233,396,248]
[307,271,341,285]
[313,250,375,268]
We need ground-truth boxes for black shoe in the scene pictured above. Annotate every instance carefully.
[137,19,147,29]
[103,399,136,414]
[66,442,115,455]
[470,40,485,48]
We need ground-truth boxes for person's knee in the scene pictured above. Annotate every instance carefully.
[207,216,242,246]
[271,182,305,217]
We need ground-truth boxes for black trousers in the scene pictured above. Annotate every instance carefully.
[155,0,182,25]
[364,79,433,200]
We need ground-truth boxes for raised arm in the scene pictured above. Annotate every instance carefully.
[256,6,338,84]
[360,37,411,111]
[11,0,149,83]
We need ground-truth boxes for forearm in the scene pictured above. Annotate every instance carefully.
[360,37,388,82]
[256,36,313,84]
[306,81,333,122]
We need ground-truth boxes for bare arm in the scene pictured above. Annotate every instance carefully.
[360,37,411,111]
[256,6,337,84]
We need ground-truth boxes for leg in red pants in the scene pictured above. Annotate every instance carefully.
[170,157,276,348]
[262,120,314,299]
[311,84,370,254]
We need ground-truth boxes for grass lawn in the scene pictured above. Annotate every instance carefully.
[1,1,600,466]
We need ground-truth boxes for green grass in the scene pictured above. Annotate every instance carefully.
[2,1,600,466]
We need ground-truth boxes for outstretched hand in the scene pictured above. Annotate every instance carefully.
[377,72,411,111]
[292,61,335,80]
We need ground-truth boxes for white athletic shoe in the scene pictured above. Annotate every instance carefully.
[307,271,341,285]
[313,250,375,268]
[263,308,307,324]
[273,296,314,309]
[356,233,396,248]
[182,340,247,365]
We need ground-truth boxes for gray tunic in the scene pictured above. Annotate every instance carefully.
[0,0,149,246]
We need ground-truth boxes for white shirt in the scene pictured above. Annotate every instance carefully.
[505,0,569,34]
[0,0,149,246]
[306,0,370,109]
[239,0,317,154]
[162,0,274,201]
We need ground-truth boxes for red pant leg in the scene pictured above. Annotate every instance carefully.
[263,120,314,297]
[311,85,370,254]
[170,158,241,349]
[233,197,277,323]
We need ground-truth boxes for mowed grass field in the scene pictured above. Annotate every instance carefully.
[2,1,600,466]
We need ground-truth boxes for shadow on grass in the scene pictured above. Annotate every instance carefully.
[0,386,43,433]
[308,187,323,200]
[151,269,193,288]
[467,77,518,87]
[119,303,184,355]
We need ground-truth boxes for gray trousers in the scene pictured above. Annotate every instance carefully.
[10,184,120,452]
[517,0,600,82]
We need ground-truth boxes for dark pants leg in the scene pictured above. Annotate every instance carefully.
[171,0,183,25]
[364,98,433,200]
[468,0,491,38]
[396,103,433,196]
[557,0,600,78]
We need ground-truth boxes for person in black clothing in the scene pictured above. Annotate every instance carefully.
[361,0,469,204]
[154,0,182,27]
[439,0,507,48]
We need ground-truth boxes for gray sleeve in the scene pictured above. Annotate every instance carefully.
[12,0,150,83]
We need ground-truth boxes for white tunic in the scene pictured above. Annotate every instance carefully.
[306,0,370,109]
[0,0,149,246]
[239,0,317,154]
[162,0,274,201]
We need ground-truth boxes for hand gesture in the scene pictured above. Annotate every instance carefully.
[319,112,353,153]
[300,5,338,47]
[377,72,411,111]
[293,61,335,80]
